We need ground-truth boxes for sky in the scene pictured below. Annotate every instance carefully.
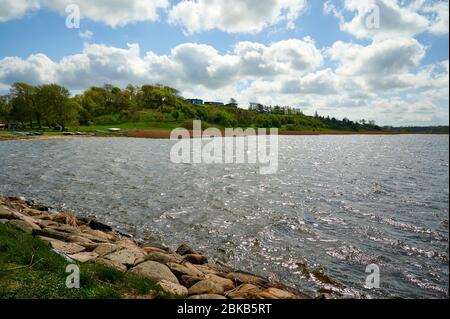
[0,0,448,126]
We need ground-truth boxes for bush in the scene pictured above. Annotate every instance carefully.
[94,114,121,125]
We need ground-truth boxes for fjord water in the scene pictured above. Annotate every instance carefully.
[0,135,448,298]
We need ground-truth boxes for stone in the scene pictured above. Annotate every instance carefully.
[167,262,204,278]
[257,287,298,299]
[39,237,86,254]
[116,239,140,250]
[33,228,70,241]
[205,274,235,291]
[145,251,182,264]
[0,219,8,224]
[0,205,14,219]
[93,243,122,257]
[188,280,224,296]
[88,219,113,232]
[226,272,268,286]
[143,246,170,255]
[194,264,220,275]
[131,261,179,284]
[188,294,227,300]
[183,254,208,265]
[80,228,116,242]
[8,219,40,234]
[104,248,145,268]
[95,258,127,272]
[157,280,188,297]
[180,275,205,288]
[226,284,262,299]
[176,244,195,256]
[69,252,99,263]
[34,219,59,228]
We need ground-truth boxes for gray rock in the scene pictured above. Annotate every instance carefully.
[131,261,179,284]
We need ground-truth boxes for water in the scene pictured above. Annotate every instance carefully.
[0,135,448,298]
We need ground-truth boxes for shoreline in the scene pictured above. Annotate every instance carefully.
[0,195,313,299]
[1,129,448,142]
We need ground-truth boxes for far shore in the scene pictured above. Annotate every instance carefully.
[1,129,448,142]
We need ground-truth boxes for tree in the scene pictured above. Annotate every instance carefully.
[10,82,35,127]
[0,96,10,122]
[41,84,77,130]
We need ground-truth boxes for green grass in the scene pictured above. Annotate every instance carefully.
[0,223,178,299]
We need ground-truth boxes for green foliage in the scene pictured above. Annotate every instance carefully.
[0,223,180,299]
[1,82,381,132]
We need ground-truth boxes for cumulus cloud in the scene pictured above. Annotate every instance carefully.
[168,0,307,34]
[0,0,169,27]
[0,0,39,22]
[324,0,449,39]
[0,38,448,126]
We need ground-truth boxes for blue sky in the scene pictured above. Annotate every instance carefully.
[0,0,448,126]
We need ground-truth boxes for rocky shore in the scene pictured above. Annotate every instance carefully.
[0,195,309,299]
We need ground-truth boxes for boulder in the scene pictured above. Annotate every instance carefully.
[257,287,298,299]
[80,228,116,242]
[145,251,182,264]
[180,275,205,288]
[131,261,179,284]
[176,244,195,256]
[143,246,170,255]
[205,274,235,291]
[33,227,70,241]
[104,248,145,268]
[0,205,14,219]
[183,254,208,265]
[69,252,99,263]
[226,284,262,299]
[167,262,204,278]
[88,219,113,232]
[39,237,86,254]
[8,219,40,234]
[188,280,224,296]
[95,258,127,272]
[226,272,268,286]
[188,294,227,300]
[157,280,188,297]
[194,264,220,275]
[93,243,122,257]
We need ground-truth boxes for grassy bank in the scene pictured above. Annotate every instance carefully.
[0,222,171,299]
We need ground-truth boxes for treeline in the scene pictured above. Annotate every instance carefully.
[0,82,381,132]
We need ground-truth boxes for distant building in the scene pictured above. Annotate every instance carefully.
[186,98,204,105]
[205,101,225,107]
[225,102,238,108]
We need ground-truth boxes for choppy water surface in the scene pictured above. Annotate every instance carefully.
[0,135,448,298]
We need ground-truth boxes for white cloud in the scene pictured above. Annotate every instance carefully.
[324,0,449,39]
[0,0,169,27]
[168,0,307,34]
[0,0,39,22]
[79,30,93,39]
[0,38,448,126]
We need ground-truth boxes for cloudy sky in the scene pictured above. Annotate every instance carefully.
[0,0,448,126]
